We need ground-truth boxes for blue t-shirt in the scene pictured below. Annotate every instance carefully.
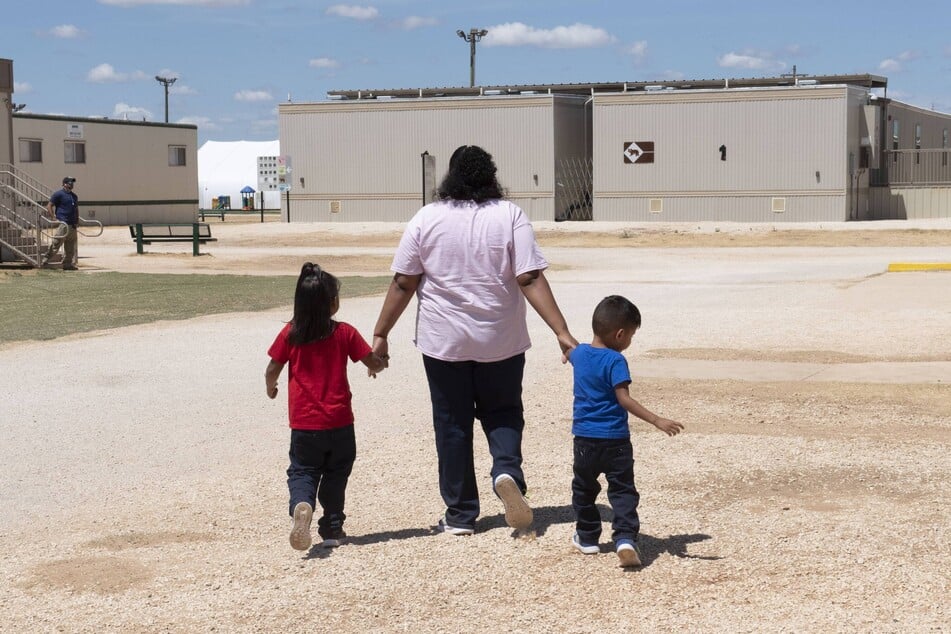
[50,188,79,225]
[569,343,632,439]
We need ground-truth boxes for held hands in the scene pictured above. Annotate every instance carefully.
[651,417,684,437]
[557,331,579,364]
[368,336,390,378]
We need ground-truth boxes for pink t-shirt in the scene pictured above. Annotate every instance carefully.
[390,199,548,362]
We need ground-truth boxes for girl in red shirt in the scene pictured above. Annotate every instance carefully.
[266,263,386,550]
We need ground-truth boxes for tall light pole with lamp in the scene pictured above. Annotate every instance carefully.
[154,75,177,123]
[456,28,488,87]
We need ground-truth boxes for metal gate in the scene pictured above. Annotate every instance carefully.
[554,157,592,221]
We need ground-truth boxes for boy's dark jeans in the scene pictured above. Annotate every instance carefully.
[572,436,640,546]
[423,353,527,530]
[287,425,356,539]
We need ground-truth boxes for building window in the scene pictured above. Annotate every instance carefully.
[65,141,86,164]
[168,145,186,166]
[19,139,42,163]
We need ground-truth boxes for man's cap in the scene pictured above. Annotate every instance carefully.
[62,177,76,184]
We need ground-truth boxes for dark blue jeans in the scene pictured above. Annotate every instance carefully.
[423,353,527,530]
[572,436,640,545]
[287,425,356,539]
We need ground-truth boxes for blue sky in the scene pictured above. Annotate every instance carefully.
[4,0,950,145]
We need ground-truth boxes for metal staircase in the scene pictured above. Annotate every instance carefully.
[0,164,102,267]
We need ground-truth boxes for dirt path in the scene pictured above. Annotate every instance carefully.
[1,220,948,632]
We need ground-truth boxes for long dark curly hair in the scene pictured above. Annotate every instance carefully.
[436,145,504,204]
[288,262,340,345]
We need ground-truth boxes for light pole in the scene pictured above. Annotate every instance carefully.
[456,28,488,87]
[154,75,177,122]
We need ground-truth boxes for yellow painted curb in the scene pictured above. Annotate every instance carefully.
[887,262,951,272]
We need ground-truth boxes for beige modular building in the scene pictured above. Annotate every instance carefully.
[279,73,951,223]
[11,113,198,225]
[279,93,588,222]
[2,56,199,228]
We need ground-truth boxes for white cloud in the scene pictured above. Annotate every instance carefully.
[176,115,219,129]
[14,81,33,93]
[112,102,153,120]
[716,51,785,71]
[326,4,378,20]
[624,41,648,64]
[309,57,340,69]
[99,0,249,6]
[87,63,147,82]
[878,50,920,73]
[484,22,615,49]
[50,24,81,38]
[397,16,437,30]
[170,84,197,95]
[234,89,273,102]
[878,58,901,72]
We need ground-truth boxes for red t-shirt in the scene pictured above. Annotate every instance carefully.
[268,321,372,430]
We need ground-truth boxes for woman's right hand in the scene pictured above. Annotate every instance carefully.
[557,331,578,363]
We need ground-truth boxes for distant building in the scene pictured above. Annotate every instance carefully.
[279,73,951,222]
[1,57,198,227]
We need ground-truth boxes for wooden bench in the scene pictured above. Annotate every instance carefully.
[129,223,217,256]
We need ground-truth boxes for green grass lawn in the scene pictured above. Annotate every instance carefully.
[0,271,390,344]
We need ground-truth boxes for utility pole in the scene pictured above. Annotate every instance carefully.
[154,75,177,122]
[456,28,488,87]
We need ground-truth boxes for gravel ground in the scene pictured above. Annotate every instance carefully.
[1,220,949,633]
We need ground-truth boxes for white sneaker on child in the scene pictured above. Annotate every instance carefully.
[572,532,600,555]
[493,473,533,530]
[437,518,475,536]
[289,502,313,551]
[616,540,642,567]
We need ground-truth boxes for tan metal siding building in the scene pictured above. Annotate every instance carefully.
[592,86,858,222]
[279,95,588,222]
[12,114,198,225]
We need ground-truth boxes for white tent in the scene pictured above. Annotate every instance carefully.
[197,140,281,210]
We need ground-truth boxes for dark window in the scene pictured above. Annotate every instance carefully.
[168,145,186,166]
[19,139,42,162]
[65,141,86,164]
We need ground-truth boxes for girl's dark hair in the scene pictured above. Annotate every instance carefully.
[592,295,641,340]
[436,145,504,204]
[288,262,340,345]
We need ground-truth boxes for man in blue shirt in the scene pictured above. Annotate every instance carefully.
[44,177,80,270]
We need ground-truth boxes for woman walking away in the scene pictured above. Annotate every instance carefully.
[371,145,577,535]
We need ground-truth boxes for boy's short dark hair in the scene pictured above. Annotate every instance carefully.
[592,295,641,339]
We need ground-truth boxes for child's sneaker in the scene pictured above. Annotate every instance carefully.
[289,502,313,551]
[319,528,346,548]
[571,532,599,555]
[616,539,642,567]
[493,473,533,530]
[437,518,474,536]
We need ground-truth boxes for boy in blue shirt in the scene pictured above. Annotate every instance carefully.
[568,295,684,566]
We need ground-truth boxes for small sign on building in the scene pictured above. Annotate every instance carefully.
[623,141,654,164]
[67,123,84,140]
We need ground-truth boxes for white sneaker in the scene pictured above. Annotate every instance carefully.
[493,473,533,530]
[289,502,313,551]
[616,540,642,567]
[572,532,599,555]
[437,518,474,536]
